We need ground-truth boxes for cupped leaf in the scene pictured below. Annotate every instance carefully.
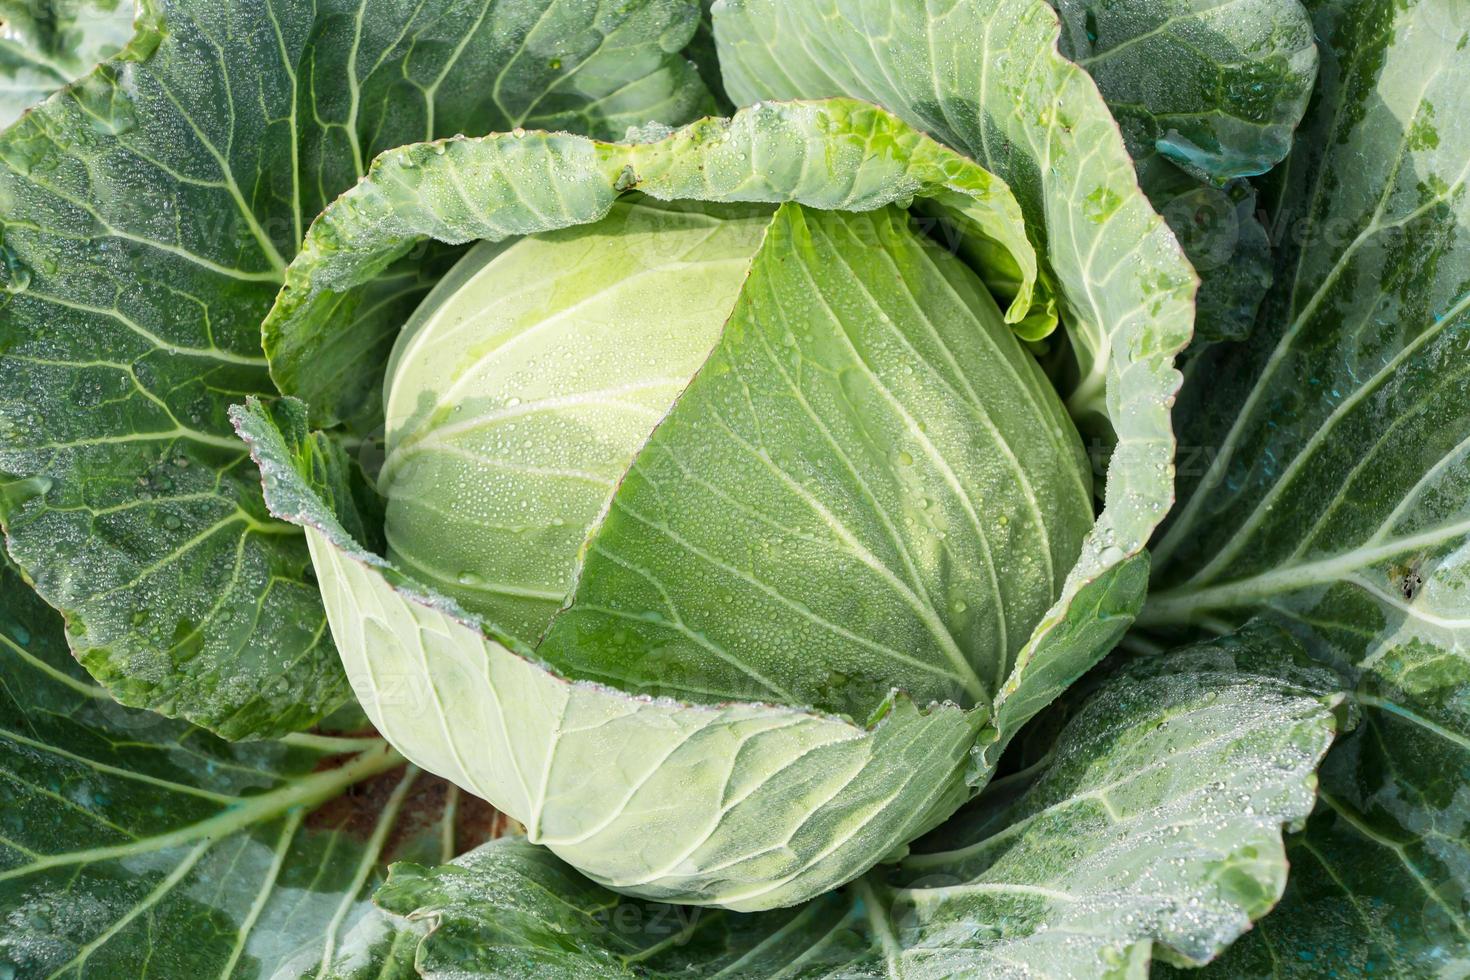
[1186,637,1470,977]
[1141,0,1470,973]
[538,201,1093,720]
[712,0,1193,757]
[1051,0,1317,182]
[1046,0,1315,346]
[358,626,1340,977]
[260,86,1174,795]
[713,0,1197,412]
[263,97,1046,433]
[0,550,517,978]
[0,0,714,738]
[0,0,150,129]
[234,395,987,912]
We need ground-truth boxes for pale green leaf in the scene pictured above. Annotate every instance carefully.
[362,626,1341,977]
[234,395,987,913]
[377,198,774,640]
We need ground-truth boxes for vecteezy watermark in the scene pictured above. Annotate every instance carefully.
[1086,437,1227,490]
[1158,187,1245,274]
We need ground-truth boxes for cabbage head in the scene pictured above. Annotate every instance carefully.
[241,98,1186,911]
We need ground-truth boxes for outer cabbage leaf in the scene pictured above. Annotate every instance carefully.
[354,626,1340,978]
[1183,640,1470,977]
[0,0,147,128]
[0,550,521,977]
[0,0,713,739]
[1046,0,1316,344]
[1141,0,1470,973]
[1050,0,1317,182]
[234,395,986,913]
[713,0,1197,413]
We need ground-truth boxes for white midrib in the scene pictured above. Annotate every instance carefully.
[0,741,403,881]
[1180,293,1465,588]
[1140,517,1470,625]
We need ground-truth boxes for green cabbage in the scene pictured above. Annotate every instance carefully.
[378,196,1093,718]
[244,99,1168,909]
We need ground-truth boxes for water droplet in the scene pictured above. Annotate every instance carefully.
[1,243,31,294]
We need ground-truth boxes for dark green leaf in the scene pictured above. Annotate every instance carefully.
[0,551,514,977]
[1046,0,1316,343]
[0,0,713,738]
[1144,0,1470,972]
[1051,0,1317,182]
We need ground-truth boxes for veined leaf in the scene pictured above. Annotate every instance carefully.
[1145,0,1470,634]
[1143,0,1470,973]
[711,0,1193,761]
[0,551,514,977]
[538,201,1093,719]
[263,98,1044,431]
[362,626,1341,977]
[713,0,1197,416]
[0,0,714,739]
[1046,0,1316,345]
